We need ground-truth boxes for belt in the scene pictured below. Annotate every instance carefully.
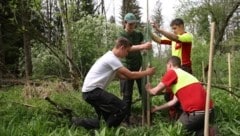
[188,109,212,116]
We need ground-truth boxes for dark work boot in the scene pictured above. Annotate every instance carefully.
[71,117,100,130]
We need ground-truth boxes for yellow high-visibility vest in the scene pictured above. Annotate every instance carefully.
[171,68,199,94]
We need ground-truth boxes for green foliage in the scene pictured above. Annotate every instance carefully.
[21,15,120,78]
[191,40,209,79]
[71,15,120,77]
[1,73,240,136]
[176,0,211,42]
[176,0,240,51]
[191,38,240,90]
[0,86,92,136]
[212,90,240,135]
[25,44,68,78]
[94,127,127,136]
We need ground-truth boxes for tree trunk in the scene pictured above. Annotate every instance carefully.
[213,2,240,50]
[58,0,73,76]
[21,0,32,79]
[0,23,3,78]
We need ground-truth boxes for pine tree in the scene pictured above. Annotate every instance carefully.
[151,0,163,28]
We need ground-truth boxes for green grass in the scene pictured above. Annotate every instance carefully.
[0,82,240,136]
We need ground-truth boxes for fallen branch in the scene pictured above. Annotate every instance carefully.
[44,96,75,120]
[201,82,240,98]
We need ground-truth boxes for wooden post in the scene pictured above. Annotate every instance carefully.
[202,61,206,84]
[227,53,232,96]
[204,22,215,136]
[142,0,151,127]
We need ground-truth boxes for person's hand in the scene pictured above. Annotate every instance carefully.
[151,105,159,113]
[146,67,155,76]
[142,42,152,50]
[151,22,159,29]
[145,83,152,92]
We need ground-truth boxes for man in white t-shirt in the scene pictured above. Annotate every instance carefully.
[72,37,155,129]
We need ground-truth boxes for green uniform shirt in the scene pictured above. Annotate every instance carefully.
[119,30,144,70]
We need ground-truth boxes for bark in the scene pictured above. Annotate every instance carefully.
[58,0,73,76]
[0,24,3,78]
[21,0,32,79]
[212,2,240,50]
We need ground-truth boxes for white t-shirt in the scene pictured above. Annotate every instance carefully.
[82,51,123,92]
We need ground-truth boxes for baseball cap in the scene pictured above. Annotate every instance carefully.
[124,13,138,23]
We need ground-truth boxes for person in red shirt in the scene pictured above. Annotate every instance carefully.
[151,18,193,120]
[145,56,214,136]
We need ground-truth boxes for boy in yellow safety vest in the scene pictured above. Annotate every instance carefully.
[146,56,215,135]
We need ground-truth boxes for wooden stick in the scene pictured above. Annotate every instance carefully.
[202,61,206,83]
[204,22,215,136]
[227,53,232,96]
[141,0,151,127]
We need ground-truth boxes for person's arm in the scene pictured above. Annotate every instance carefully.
[145,82,166,95]
[155,28,178,41]
[151,95,178,113]
[152,22,178,41]
[151,33,162,43]
[129,42,152,52]
[117,66,155,79]
[151,33,172,45]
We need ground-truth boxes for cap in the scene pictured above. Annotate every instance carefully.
[124,13,138,23]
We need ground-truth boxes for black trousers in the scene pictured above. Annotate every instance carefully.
[120,77,142,120]
[83,88,127,128]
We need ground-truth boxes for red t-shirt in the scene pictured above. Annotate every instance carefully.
[162,70,213,112]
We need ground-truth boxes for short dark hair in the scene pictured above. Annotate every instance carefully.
[167,56,181,67]
[170,18,184,27]
[115,37,132,48]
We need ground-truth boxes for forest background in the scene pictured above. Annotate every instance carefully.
[0,0,240,135]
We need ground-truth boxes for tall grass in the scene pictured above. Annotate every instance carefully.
[1,55,240,135]
[1,81,239,136]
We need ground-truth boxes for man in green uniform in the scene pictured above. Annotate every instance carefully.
[119,13,152,124]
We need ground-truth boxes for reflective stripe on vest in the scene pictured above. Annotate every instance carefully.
[171,68,199,94]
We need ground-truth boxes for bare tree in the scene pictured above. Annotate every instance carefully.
[151,0,163,59]
[177,0,240,52]
[208,1,240,50]
[58,0,73,77]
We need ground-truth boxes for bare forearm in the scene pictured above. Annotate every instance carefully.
[129,42,152,52]
[156,28,178,41]
[153,96,178,112]
[147,82,165,95]
[130,45,145,51]
[155,103,171,111]
[117,67,155,80]
[151,33,161,43]
[127,71,148,79]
